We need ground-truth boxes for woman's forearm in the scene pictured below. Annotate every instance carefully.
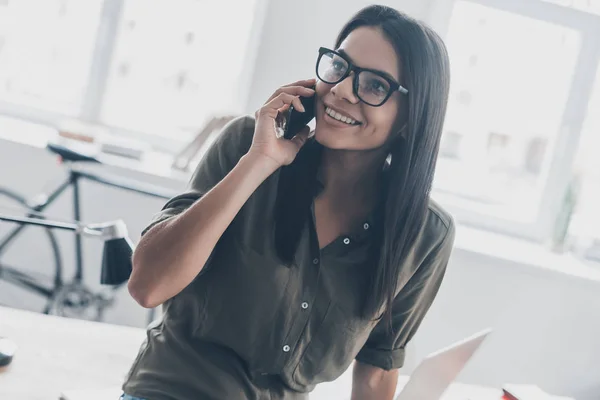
[128,152,279,308]
[351,361,399,400]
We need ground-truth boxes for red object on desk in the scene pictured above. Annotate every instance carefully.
[499,386,573,400]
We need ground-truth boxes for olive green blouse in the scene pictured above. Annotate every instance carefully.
[123,115,455,400]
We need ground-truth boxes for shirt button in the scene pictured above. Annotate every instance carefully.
[343,238,351,245]
[301,302,309,309]
[283,345,291,352]
[363,223,370,230]
[312,258,319,264]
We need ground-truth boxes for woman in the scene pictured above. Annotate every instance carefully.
[123,5,454,400]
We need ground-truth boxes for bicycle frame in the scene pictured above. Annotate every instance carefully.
[0,161,175,303]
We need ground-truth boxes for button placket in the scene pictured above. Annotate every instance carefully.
[274,237,321,370]
[270,205,326,369]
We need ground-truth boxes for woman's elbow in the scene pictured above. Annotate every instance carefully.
[127,278,162,309]
[128,254,163,309]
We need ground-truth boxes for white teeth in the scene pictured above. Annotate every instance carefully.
[325,107,357,125]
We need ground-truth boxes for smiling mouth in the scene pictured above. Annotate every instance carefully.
[324,106,361,126]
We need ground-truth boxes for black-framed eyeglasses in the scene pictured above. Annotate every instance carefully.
[315,47,408,107]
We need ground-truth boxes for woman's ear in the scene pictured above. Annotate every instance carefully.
[385,120,408,147]
[398,122,408,138]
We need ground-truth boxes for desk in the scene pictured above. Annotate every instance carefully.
[0,306,146,400]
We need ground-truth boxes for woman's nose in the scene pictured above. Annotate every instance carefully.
[330,74,359,104]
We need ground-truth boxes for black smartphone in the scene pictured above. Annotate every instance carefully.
[275,92,316,140]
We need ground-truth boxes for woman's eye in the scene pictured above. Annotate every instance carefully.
[368,79,387,94]
[332,60,346,71]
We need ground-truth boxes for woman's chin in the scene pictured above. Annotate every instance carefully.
[313,129,348,150]
[313,129,389,154]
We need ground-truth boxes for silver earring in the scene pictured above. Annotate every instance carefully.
[384,153,392,170]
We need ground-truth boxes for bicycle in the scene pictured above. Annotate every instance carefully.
[0,142,176,321]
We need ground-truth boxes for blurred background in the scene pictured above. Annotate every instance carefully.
[0,0,599,399]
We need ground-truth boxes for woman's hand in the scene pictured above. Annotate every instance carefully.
[249,79,316,168]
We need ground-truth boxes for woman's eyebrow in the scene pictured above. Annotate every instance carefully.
[337,48,399,83]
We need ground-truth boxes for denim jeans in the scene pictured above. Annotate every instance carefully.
[120,394,146,400]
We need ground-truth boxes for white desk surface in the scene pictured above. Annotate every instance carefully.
[0,306,146,400]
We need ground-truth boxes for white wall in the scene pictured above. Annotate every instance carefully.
[1,0,599,399]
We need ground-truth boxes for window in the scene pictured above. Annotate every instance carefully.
[0,0,260,149]
[439,131,462,159]
[568,63,600,258]
[100,0,258,141]
[432,0,600,242]
[0,0,103,114]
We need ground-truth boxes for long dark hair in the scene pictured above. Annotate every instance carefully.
[274,5,450,329]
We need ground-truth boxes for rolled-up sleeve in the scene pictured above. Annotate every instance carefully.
[355,219,456,370]
[141,115,255,237]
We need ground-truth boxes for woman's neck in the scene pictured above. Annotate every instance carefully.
[319,147,388,201]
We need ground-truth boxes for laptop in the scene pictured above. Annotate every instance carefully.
[395,328,492,400]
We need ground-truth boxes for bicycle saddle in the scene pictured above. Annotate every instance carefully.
[46,143,100,163]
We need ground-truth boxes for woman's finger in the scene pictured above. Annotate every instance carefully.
[292,96,305,112]
[266,85,315,103]
[282,78,317,88]
[290,125,311,149]
[259,92,298,119]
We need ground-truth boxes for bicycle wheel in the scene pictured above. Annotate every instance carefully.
[45,281,120,322]
[0,186,64,312]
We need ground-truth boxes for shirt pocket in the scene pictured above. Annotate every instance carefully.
[292,301,378,387]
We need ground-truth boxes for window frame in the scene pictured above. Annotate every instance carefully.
[428,0,600,243]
